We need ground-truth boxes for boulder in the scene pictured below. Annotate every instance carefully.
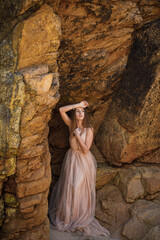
[143,225,160,240]
[118,166,144,203]
[122,200,160,240]
[140,165,160,194]
[96,164,118,189]
[96,185,129,233]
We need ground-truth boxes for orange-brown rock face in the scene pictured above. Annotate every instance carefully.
[0,2,60,240]
[17,4,61,70]
[95,19,160,165]
[1,66,59,238]
[58,0,142,107]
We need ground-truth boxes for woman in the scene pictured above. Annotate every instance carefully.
[48,101,110,237]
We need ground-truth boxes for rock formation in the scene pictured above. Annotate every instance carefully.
[0,0,160,240]
[0,2,60,239]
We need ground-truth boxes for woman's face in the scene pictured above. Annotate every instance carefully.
[75,108,85,121]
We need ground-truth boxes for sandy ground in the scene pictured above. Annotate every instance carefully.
[49,228,120,240]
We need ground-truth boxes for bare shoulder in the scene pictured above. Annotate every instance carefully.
[86,126,94,134]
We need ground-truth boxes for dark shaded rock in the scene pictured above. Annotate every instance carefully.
[95,19,160,165]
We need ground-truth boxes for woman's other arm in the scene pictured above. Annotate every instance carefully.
[74,127,93,154]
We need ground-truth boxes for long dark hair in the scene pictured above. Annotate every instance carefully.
[70,108,91,133]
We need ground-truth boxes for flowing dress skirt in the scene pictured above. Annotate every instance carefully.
[48,147,110,238]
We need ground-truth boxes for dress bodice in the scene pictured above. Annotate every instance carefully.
[69,128,86,151]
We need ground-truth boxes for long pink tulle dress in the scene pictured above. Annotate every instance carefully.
[48,128,110,238]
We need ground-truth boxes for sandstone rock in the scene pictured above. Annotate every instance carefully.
[122,218,148,240]
[19,192,43,209]
[122,200,160,240]
[20,64,49,77]
[95,19,160,165]
[138,0,160,24]
[17,4,61,69]
[0,30,25,168]
[118,166,145,203]
[154,192,160,202]
[96,164,118,189]
[89,101,111,135]
[137,147,160,164]
[4,157,16,177]
[140,165,160,194]
[2,203,48,233]
[20,65,57,95]
[35,92,60,107]
[18,218,49,240]
[0,0,22,41]
[0,68,25,177]
[91,142,106,164]
[20,0,44,15]
[5,207,17,218]
[143,225,160,240]
[145,193,159,200]
[17,163,45,182]
[96,185,129,233]
[20,206,34,214]
[17,166,51,198]
[0,1,60,239]
[4,193,18,208]
[57,0,142,109]
[19,144,45,159]
[20,134,41,149]
[22,203,48,228]
[0,66,23,227]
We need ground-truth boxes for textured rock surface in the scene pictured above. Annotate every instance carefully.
[4,63,59,238]
[0,2,60,239]
[96,184,130,233]
[17,3,61,69]
[57,0,142,108]
[0,31,25,180]
[143,225,160,240]
[95,164,160,239]
[122,200,160,240]
[95,19,160,165]
[118,166,144,203]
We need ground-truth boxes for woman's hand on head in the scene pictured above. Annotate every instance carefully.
[80,101,89,108]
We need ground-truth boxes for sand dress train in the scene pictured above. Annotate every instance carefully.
[48,128,110,238]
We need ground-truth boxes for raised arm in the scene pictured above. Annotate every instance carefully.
[59,101,88,128]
